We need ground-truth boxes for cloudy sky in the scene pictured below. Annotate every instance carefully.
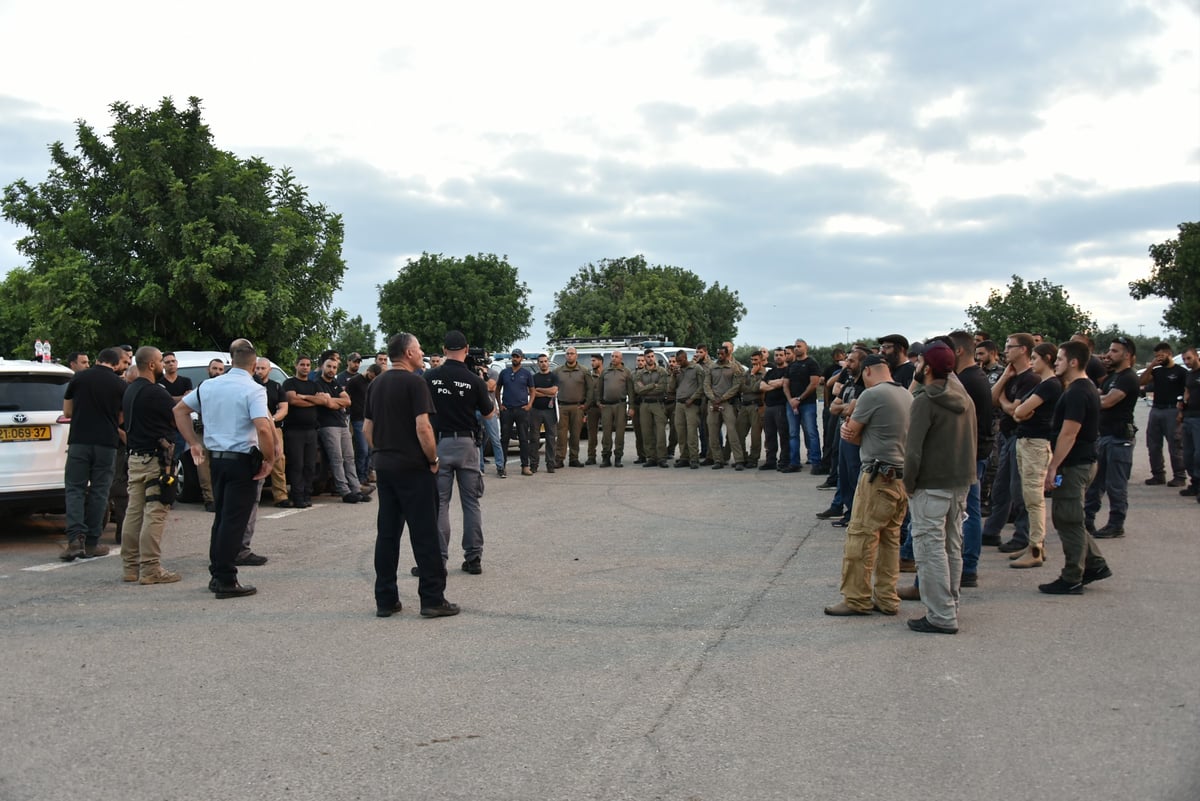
[2,0,1198,353]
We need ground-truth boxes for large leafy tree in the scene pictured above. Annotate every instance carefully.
[1129,222,1199,343]
[324,311,378,358]
[545,255,745,347]
[965,275,1095,343]
[377,252,532,352]
[0,96,346,362]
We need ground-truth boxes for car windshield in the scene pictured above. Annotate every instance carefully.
[0,374,72,411]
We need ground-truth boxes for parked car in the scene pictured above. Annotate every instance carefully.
[0,359,74,514]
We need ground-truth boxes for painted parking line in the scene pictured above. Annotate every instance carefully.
[263,508,307,520]
[22,550,121,573]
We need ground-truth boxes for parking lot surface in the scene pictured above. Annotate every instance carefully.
[2,419,1197,801]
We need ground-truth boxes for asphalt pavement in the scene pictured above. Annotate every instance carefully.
[1,405,1197,801]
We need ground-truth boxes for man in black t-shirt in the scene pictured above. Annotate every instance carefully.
[121,346,182,584]
[530,354,560,473]
[949,330,995,582]
[1180,347,1200,499]
[346,363,379,486]
[281,357,321,508]
[819,349,846,472]
[784,339,821,471]
[315,356,367,504]
[1086,336,1140,538]
[253,357,290,505]
[426,330,496,575]
[366,332,459,618]
[760,348,790,470]
[1138,342,1187,486]
[61,347,127,560]
[1039,340,1111,594]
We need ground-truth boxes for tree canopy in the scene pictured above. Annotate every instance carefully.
[1129,222,1199,344]
[964,275,1095,344]
[0,96,346,362]
[545,255,746,348]
[326,311,378,358]
[377,252,532,352]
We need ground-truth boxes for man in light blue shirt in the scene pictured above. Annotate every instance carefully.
[175,339,277,599]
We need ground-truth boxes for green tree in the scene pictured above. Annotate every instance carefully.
[324,310,377,358]
[0,96,345,362]
[545,255,745,346]
[377,252,532,352]
[965,275,1095,344]
[1129,222,1200,344]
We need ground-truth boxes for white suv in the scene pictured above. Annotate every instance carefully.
[0,359,74,514]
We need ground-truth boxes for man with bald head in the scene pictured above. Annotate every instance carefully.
[121,346,183,584]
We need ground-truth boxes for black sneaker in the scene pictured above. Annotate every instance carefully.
[342,492,360,504]
[1144,475,1166,485]
[462,559,482,575]
[758,462,777,471]
[818,481,838,491]
[960,573,978,588]
[998,538,1027,553]
[1093,525,1124,539]
[811,465,830,476]
[907,615,958,634]
[213,582,257,599]
[1081,565,1113,585]
[1038,577,1083,595]
[815,507,843,519]
[981,534,1002,547]
[1180,485,1199,497]
[234,552,268,566]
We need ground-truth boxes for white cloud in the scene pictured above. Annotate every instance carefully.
[1,0,1197,350]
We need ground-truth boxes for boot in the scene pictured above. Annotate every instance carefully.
[1010,544,1044,569]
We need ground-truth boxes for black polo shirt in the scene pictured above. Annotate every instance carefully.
[425,359,494,433]
[123,378,177,452]
[1099,368,1139,437]
[787,357,820,404]
[366,369,436,471]
[157,373,193,400]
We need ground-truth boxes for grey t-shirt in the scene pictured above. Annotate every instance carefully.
[851,381,912,465]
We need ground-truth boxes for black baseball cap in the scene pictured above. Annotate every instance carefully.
[444,330,468,350]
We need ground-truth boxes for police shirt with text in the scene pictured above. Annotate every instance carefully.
[425,359,494,433]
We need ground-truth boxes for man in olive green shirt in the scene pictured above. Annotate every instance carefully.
[599,351,634,467]
[635,350,670,467]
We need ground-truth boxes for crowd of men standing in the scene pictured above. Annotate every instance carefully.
[54,325,1199,623]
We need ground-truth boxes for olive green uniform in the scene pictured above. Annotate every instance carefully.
[669,362,705,465]
[736,367,766,466]
[705,360,745,467]
[635,364,670,465]
[554,362,591,466]
[599,365,634,465]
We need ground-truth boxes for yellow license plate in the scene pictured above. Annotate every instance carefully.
[0,425,52,442]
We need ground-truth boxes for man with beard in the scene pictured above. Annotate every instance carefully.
[984,333,1040,553]
[783,339,821,472]
[824,354,912,618]
[316,356,370,504]
[120,346,182,584]
[253,357,289,506]
[759,348,790,471]
[669,350,705,468]
[879,334,915,388]
[1138,342,1188,487]
[1087,336,1140,538]
[282,357,320,508]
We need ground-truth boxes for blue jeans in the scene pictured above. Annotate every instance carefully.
[834,439,861,515]
[64,443,117,547]
[1085,434,1133,527]
[799,402,821,465]
[351,419,370,483]
[961,460,986,576]
[478,412,504,473]
[787,405,801,466]
[1184,417,1200,484]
